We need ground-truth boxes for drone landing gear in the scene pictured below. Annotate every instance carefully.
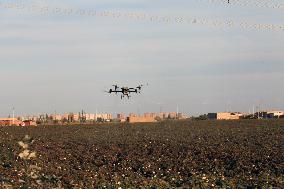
[120,95,131,99]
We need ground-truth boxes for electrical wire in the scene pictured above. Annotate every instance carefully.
[0,1,283,32]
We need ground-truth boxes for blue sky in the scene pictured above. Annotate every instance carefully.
[0,0,284,116]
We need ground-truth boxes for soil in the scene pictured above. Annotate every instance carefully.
[0,120,283,188]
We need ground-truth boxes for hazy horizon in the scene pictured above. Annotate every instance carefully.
[1,0,284,117]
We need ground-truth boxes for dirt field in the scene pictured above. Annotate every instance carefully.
[0,120,283,188]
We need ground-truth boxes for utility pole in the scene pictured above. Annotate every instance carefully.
[96,109,98,122]
[176,105,179,119]
[137,107,140,116]
[12,107,15,126]
[54,110,57,121]
[256,106,259,119]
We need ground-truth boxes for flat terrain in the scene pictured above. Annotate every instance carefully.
[0,120,283,188]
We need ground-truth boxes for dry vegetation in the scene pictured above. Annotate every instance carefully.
[0,120,283,188]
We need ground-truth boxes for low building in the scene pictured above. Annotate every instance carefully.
[208,112,242,120]
[129,113,138,117]
[117,114,125,119]
[21,116,38,122]
[0,118,24,126]
[144,113,156,118]
[96,114,112,121]
[117,114,126,122]
[177,113,187,119]
[73,114,80,121]
[267,111,284,118]
[62,114,69,121]
[51,114,62,121]
[168,112,177,119]
[253,110,284,119]
[127,115,156,123]
[85,114,95,121]
[154,113,164,119]
[23,120,37,126]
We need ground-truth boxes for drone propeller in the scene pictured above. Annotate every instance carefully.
[112,84,119,90]
[139,83,149,88]
[103,89,112,93]
[136,84,143,91]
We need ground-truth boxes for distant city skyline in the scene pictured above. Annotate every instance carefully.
[1,0,284,116]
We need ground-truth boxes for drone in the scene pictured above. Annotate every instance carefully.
[105,84,145,99]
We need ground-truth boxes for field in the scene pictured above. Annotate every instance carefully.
[0,120,283,188]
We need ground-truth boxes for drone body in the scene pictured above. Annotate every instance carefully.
[106,84,144,99]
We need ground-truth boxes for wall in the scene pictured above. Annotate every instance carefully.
[127,116,156,123]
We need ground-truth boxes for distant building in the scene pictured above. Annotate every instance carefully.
[249,110,284,119]
[117,114,126,122]
[267,111,284,118]
[85,114,95,120]
[62,114,69,121]
[73,114,80,121]
[127,115,156,123]
[126,111,187,123]
[117,114,125,119]
[208,112,242,120]
[155,113,164,119]
[21,116,38,122]
[129,113,138,117]
[96,114,112,121]
[23,120,37,126]
[51,114,62,121]
[0,118,24,126]
[177,113,187,119]
[0,111,187,125]
[162,112,169,119]
[168,112,177,119]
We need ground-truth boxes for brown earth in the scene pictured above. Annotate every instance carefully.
[0,120,283,188]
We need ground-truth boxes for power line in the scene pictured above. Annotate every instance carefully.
[197,0,284,10]
[0,1,283,32]
[18,0,284,10]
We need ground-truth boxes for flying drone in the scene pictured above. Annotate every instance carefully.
[105,84,145,99]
